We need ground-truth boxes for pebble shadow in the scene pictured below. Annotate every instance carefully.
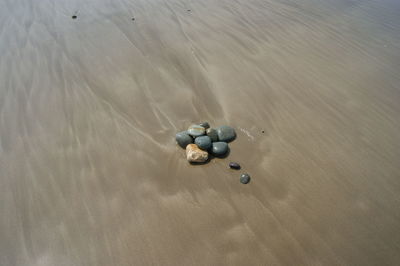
[189,156,211,165]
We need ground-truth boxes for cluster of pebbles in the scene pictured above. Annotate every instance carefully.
[176,122,235,161]
[176,122,251,184]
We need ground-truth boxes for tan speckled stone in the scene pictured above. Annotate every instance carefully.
[186,144,208,163]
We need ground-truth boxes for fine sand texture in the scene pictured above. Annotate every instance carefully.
[1,0,400,265]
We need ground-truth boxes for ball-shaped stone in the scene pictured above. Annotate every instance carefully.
[240,174,251,184]
[217,125,236,142]
[211,142,229,156]
[194,136,212,150]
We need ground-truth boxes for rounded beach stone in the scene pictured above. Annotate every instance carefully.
[217,125,236,142]
[240,174,251,184]
[211,142,229,156]
[199,122,210,129]
[194,136,212,150]
[175,131,193,148]
[187,125,206,137]
[206,128,218,142]
[186,144,208,163]
[229,162,241,170]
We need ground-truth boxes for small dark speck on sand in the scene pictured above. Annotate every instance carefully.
[72,15,77,19]
[187,9,191,12]
[132,17,135,21]
[262,130,265,133]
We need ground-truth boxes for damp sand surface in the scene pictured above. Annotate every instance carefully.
[1,0,400,265]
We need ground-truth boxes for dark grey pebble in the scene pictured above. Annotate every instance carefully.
[229,162,241,170]
[240,174,251,184]
[187,125,206,137]
[72,15,77,19]
[211,142,228,156]
[175,131,193,148]
[217,125,236,142]
[194,136,212,150]
[199,122,210,129]
[206,128,218,142]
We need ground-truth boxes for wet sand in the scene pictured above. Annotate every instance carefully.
[1,0,400,265]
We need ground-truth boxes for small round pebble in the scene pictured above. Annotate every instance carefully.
[211,142,229,156]
[194,136,212,150]
[229,162,241,170]
[240,174,251,184]
[188,125,206,137]
[206,128,218,142]
[217,125,236,142]
[199,122,210,129]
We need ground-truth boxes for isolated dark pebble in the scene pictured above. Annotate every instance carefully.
[132,17,135,21]
[240,174,251,184]
[262,130,265,133]
[229,162,241,170]
[199,122,210,129]
[72,15,77,19]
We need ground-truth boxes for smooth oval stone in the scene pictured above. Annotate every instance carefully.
[199,122,210,129]
[206,128,218,142]
[229,162,241,170]
[240,174,251,184]
[194,136,212,150]
[211,142,229,156]
[175,131,193,148]
[217,125,236,142]
[187,125,206,137]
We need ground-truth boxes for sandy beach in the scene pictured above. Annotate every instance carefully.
[1,0,400,265]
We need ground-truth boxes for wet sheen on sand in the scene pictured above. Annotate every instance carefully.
[1,0,400,265]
